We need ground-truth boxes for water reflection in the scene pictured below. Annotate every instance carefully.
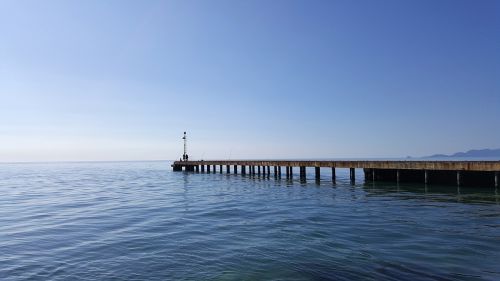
[362,181,499,204]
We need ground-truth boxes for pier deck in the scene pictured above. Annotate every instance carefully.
[172,160,500,187]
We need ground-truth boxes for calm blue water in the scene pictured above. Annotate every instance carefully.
[1,161,499,281]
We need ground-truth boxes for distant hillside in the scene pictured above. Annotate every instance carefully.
[425,149,500,158]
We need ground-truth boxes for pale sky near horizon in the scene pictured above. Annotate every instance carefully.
[1,0,499,162]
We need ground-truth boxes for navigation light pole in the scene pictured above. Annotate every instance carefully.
[182,132,187,161]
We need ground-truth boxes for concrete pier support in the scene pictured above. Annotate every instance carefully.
[363,168,499,187]
[242,166,246,175]
[219,165,223,174]
[350,168,355,182]
[278,166,282,178]
[289,167,293,178]
[299,167,306,179]
[315,167,320,181]
[207,165,211,173]
[233,165,238,174]
[274,166,278,177]
[332,168,336,182]
[226,165,230,173]
[213,165,216,173]
[267,166,270,176]
[286,167,290,178]
[173,164,182,171]
[195,165,199,173]
[258,166,261,175]
[201,165,205,172]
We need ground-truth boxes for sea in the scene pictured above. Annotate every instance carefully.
[0,161,499,281]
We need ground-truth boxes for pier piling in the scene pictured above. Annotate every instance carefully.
[299,167,306,179]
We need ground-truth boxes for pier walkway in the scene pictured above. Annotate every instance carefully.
[172,160,500,187]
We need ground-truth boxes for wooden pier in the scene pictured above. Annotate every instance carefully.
[172,160,500,187]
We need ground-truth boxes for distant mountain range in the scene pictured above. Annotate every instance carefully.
[425,148,500,158]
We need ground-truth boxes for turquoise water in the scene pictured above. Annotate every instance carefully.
[0,161,499,280]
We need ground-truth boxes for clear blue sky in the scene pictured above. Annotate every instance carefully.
[0,0,498,161]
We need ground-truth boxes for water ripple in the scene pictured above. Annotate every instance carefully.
[0,161,499,280]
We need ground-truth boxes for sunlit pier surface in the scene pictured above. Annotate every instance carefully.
[173,160,500,187]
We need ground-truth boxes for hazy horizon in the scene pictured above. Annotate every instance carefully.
[2,154,500,164]
[1,0,498,162]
